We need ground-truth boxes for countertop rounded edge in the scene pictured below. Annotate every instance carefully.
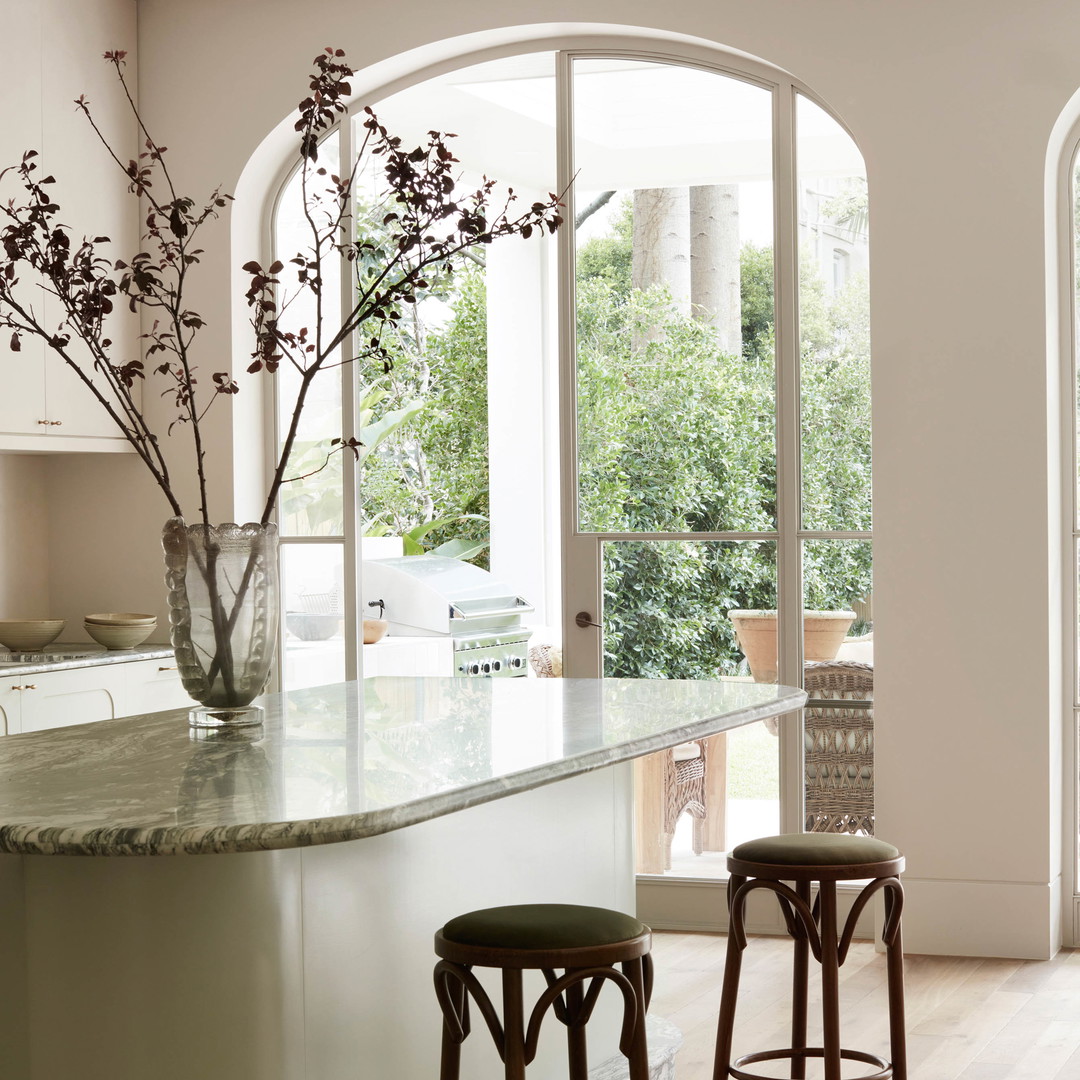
[0,686,807,857]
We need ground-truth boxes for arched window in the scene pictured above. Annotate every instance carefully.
[267,42,871,886]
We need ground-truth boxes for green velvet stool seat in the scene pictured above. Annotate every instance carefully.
[434,903,653,1080]
[712,833,906,1080]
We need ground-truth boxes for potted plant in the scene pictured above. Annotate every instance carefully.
[727,608,858,683]
[0,47,562,725]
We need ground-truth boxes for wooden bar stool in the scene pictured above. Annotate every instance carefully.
[434,903,653,1080]
[712,833,906,1080]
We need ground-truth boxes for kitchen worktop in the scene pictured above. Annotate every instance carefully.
[0,642,173,674]
[0,676,806,857]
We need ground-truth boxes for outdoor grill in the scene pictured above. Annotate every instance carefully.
[361,555,534,678]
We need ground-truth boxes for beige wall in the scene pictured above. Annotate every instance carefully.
[0,0,1076,955]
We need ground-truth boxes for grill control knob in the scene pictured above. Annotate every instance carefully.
[509,656,524,669]
[467,662,481,676]
[491,659,502,673]
[480,660,493,674]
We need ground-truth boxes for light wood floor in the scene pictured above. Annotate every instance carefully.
[650,931,1080,1079]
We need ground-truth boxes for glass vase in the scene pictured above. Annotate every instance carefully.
[162,517,279,727]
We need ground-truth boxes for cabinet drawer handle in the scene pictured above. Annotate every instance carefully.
[12,684,36,691]
[158,665,177,671]
[51,420,62,426]
[37,419,50,426]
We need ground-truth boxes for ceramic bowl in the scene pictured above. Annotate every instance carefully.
[0,619,65,651]
[363,617,389,644]
[84,612,157,626]
[84,620,156,650]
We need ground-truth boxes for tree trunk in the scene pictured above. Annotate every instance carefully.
[632,188,691,310]
[690,184,741,354]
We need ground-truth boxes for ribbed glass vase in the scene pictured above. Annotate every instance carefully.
[162,517,279,728]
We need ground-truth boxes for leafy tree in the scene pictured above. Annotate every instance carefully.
[575,228,871,677]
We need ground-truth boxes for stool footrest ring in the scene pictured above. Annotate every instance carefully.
[729,1045,892,1080]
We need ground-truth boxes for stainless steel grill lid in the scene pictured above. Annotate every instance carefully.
[361,555,534,638]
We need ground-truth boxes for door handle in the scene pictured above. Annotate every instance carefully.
[575,612,601,629]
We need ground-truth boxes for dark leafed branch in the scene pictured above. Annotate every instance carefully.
[0,47,565,530]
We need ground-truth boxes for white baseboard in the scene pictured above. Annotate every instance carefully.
[899,877,1059,959]
[638,876,1065,960]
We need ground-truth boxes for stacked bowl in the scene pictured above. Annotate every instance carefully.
[84,612,158,650]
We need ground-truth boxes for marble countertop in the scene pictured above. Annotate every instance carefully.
[0,643,173,675]
[0,677,805,857]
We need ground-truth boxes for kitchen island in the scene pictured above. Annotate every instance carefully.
[0,676,804,1080]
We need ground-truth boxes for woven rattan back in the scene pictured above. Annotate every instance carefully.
[803,660,874,835]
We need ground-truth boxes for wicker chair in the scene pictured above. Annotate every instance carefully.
[803,660,874,835]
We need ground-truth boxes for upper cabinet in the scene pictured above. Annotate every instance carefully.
[0,0,139,454]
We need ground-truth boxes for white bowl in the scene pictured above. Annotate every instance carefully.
[84,621,155,650]
[84,612,157,626]
[0,619,65,651]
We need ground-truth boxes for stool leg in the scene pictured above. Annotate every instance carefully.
[621,957,651,1080]
[818,881,842,1080]
[712,874,747,1080]
[439,972,466,1080]
[790,879,811,1080]
[565,976,589,1080]
[502,969,527,1080]
[885,886,908,1080]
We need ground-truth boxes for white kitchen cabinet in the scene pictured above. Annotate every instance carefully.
[0,676,28,737]
[16,665,129,734]
[121,657,191,716]
[362,637,453,677]
[0,656,187,735]
[0,0,138,455]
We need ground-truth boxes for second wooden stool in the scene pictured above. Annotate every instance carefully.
[712,832,906,1080]
[434,902,652,1079]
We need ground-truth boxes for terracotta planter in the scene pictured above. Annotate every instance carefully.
[727,609,857,683]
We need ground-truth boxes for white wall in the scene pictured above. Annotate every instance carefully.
[0,456,49,619]
[0,0,1073,957]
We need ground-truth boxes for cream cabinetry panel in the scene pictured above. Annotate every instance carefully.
[0,0,138,453]
[17,666,128,734]
[0,676,28,736]
[0,658,186,735]
[362,637,453,677]
[121,658,190,717]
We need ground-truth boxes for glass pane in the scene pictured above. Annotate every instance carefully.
[797,94,871,532]
[281,542,345,691]
[601,540,780,876]
[802,538,874,835]
[347,56,558,559]
[573,60,776,533]
[274,132,344,538]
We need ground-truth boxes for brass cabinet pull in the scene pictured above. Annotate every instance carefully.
[158,665,177,672]
[11,684,36,691]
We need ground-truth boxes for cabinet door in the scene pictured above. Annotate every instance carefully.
[0,677,25,736]
[45,361,142,439]
[122,658,190,717]
[19,666,127,733]
[362,638,453,677]
[0,342,47,435]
